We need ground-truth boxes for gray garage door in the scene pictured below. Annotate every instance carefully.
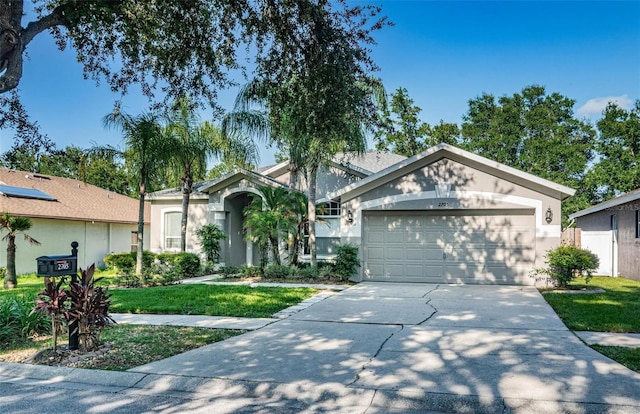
[363,211,535,284]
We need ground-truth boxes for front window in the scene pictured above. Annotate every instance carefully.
[164,211,181,249]
[317,201,340,217]
[636,211,640,238]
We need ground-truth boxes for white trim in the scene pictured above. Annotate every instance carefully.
[343,191,560,238]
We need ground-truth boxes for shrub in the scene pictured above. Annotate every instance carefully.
[0,267,6,279]
[264,264,292,279]
[241,265,262,278]
[34,278,69,350]
[104,252,135,273]
[294,265,319,279]
[104,251,156,273]
[334,244,360,281]
[1,296,49,344]
[173,253,201,278]
[196,224,226,264]
[531,245,600,288]
[65,264,115,351]
[219,265,242,278]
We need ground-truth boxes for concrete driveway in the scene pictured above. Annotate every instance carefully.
[126,282,640,413]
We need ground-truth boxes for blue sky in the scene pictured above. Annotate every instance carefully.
[1,1,639,166]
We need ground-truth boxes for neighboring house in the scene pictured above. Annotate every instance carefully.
[149,143,574,285]
[569,189,640,280]
[0,168,149,274]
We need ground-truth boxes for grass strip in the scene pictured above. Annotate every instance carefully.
[591,345,640,373]
[109,284,317,318]
[541,276,640,333]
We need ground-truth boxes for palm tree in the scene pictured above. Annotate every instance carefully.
[164,97,259,252]
[1,212,40,289]
[103,105,169,275]
[243,186,303,267]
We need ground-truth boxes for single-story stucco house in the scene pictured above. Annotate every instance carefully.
[149,143,574,285]
[0,168,149,274]
[569,188,640,280]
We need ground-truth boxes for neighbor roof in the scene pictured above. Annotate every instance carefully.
[0,168,148,224]
[328,143,576,201]
[569,188,640,219]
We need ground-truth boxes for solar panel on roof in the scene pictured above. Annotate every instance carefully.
[0,185,57,201]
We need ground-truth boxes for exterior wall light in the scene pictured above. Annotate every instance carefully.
[545,207,553,224]
[347,210,354,224]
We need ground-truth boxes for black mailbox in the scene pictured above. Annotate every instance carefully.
[36,255,78,277]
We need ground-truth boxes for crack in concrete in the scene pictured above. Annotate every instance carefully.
[417,284,439,325]
[348,325,404,387]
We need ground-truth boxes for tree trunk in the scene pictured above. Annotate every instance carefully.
[180,173,193,253]
[4,235,17,289]
[270,236,281,265]
[136,181,146,276]
[308,164,318,267]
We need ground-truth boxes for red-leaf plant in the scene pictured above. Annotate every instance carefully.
[34,278,68,351]
[64,264,115,352]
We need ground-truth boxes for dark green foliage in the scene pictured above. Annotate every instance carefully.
[334,244,360,281]
[460,85,596,222]
[219,266,242,278]
[532,245,600,288]
[65,264,115,351]
[33,278,68,350]
[264,264,292,279]
[241,266,262,278]
[293,265,319,279]
[0,296,49,344]
[173,253,201,278]
[104,251,156,273]
[104,252,136,273]
[196,224,226,264]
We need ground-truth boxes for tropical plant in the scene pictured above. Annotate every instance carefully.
[196,224,226,264]
[334,244,361,281]
[243,186,304,267]
[33,278,68,351]
[164,97,259,252]
[65,264,115,352]
[531,245,600,288]
[102,106,170,275]
[0,296,49,345]
[1,212,41,289]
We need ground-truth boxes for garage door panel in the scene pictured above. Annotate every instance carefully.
[367,231,385,243]
[405,248,424,261]
[363,212,535,284]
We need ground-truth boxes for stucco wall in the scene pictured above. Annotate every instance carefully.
[3,218,148,275]
[576,200,640,280]
[149,199,209,255]
[340,158,564,281]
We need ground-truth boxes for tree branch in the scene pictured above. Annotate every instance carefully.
[21,4,70,48]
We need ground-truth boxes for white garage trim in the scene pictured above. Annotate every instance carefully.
[344,191,559,238]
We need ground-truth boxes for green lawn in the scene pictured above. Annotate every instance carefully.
[542,276,640,373]
[541,276,640,333]
[109,284,317,318]
[1,274,318,318]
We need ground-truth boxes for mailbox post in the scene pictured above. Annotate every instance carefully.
[36,241,80,350]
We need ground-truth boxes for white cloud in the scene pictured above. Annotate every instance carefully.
[577,95,633,117]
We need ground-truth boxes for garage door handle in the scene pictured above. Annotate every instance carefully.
[443,253,446,260]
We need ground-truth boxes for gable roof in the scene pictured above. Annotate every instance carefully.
[199,168,292,194]
[569,188,640,219]
[0,168,147,224]
[149,168,292,201]
[260,151,406,180]
[328,143,576,201]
